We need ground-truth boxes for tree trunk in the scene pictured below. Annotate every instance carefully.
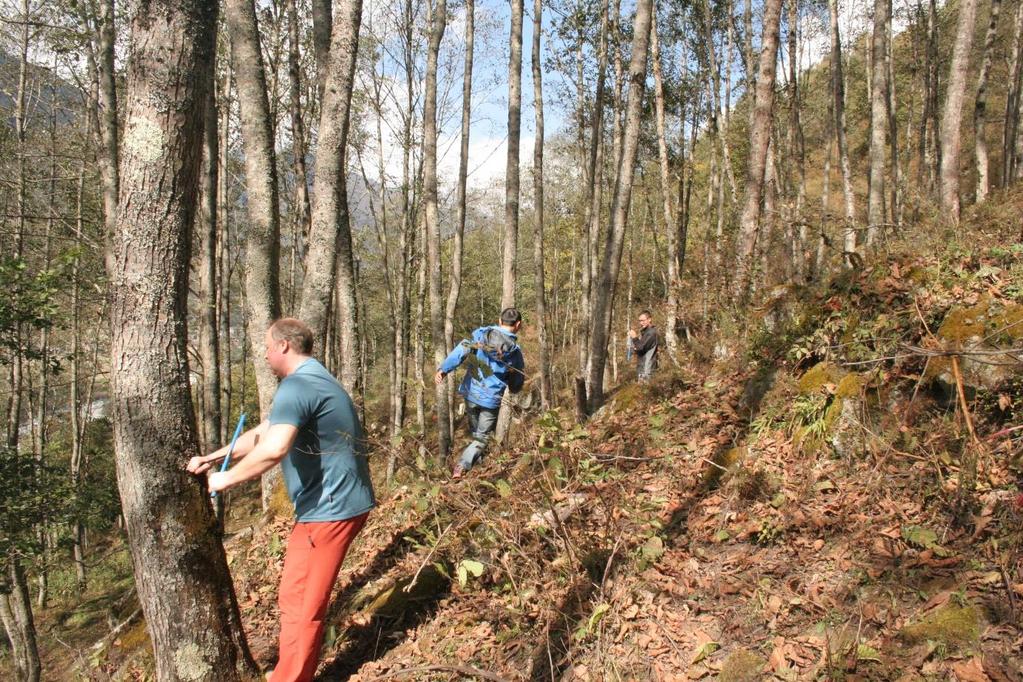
[445,0,474,430]
[577,0,610,401]
[650,18,677,358]
[423,0,450,461]
[734,0,783,298]
[974,0,1002,202]
[198,74,222,455]
[829,0,856,254]
[586,0,653,411]
[71,168,88,593]
[287,0,312,310]
[1,561,41,682]
[502,0,524,310]
[787,0,806,223]
[300,0,363,390]
[940,0,980,221]
[531,0,552,409]
[1003,2,1023,184]
[867,0,889,243]
[313,0,332,94]
[109,2,257,677]
[225,0,282,419]
[97,0,120,269]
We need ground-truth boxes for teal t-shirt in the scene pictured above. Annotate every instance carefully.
[268,358,375,522]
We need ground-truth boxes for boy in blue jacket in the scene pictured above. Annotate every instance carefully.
[434,307,526,478]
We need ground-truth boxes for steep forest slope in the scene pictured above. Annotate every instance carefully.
[208,195,1023,681]
[54,196,1018,679]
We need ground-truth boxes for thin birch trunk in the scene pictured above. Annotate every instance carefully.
[974,0,1002,202]
[940,0,981,221]
[532,0,552,408]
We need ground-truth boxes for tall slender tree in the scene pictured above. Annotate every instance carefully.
[734,0,784,297]
[974,0,1002,202]
[940,0,981,221]
[423,0,450,460]
[867,0,889,243]
[587,0,654,411]
[532,0,552,408]
[300,0,364,391]
[225,0,282,421]
[502,0,524,310]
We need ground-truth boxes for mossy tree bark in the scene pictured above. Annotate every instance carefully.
[108,1,257,678]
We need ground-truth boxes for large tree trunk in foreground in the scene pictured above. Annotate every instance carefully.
[300,0,363,390]
[734,0,783,298]
[108,2,256,678]
[940,0,981,221]
[586,0,653,411]
[424,0,450,461]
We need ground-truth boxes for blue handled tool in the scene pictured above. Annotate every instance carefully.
[212,413,246,499]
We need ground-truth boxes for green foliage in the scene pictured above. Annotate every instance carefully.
[0,446,75,582]
[0,254,71,366]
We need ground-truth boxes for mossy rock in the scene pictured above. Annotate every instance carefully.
[797,362,847,395]
[900,604,981,648]
[927,297,1023,390]
[718,649,766,682]
[356,563,451,619]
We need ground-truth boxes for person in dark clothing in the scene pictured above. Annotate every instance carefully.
[434,307,526,478]
[628,310,659,381]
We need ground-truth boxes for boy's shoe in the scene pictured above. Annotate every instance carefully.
[452,464,465,479]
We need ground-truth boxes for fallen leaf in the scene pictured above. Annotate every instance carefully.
[951,657,991,682]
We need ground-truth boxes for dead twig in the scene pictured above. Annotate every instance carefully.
[360,664,514,682]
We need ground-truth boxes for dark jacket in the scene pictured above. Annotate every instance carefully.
[439,325,525,409]
[631,325,658,378]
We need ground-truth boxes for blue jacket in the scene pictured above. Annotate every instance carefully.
[439,325,525,409]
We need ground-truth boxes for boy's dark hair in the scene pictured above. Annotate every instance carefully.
[640,310,653,319]
[500,307,522,326]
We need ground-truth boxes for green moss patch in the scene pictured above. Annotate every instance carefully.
[797,362,846,395]
[718,649,766,681]
[900,604,981,648]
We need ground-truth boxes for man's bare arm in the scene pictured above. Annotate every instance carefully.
[207,423,298,492]
[185,421,270,474]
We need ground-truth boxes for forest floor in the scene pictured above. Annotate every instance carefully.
[229,195,1023,680]
[23,193,1023,680]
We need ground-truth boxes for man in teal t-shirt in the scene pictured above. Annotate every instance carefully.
[187,318,374,682]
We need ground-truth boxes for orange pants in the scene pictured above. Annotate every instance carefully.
[270,512,368,682]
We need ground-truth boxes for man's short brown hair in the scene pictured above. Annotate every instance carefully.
[270,318,314,355]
